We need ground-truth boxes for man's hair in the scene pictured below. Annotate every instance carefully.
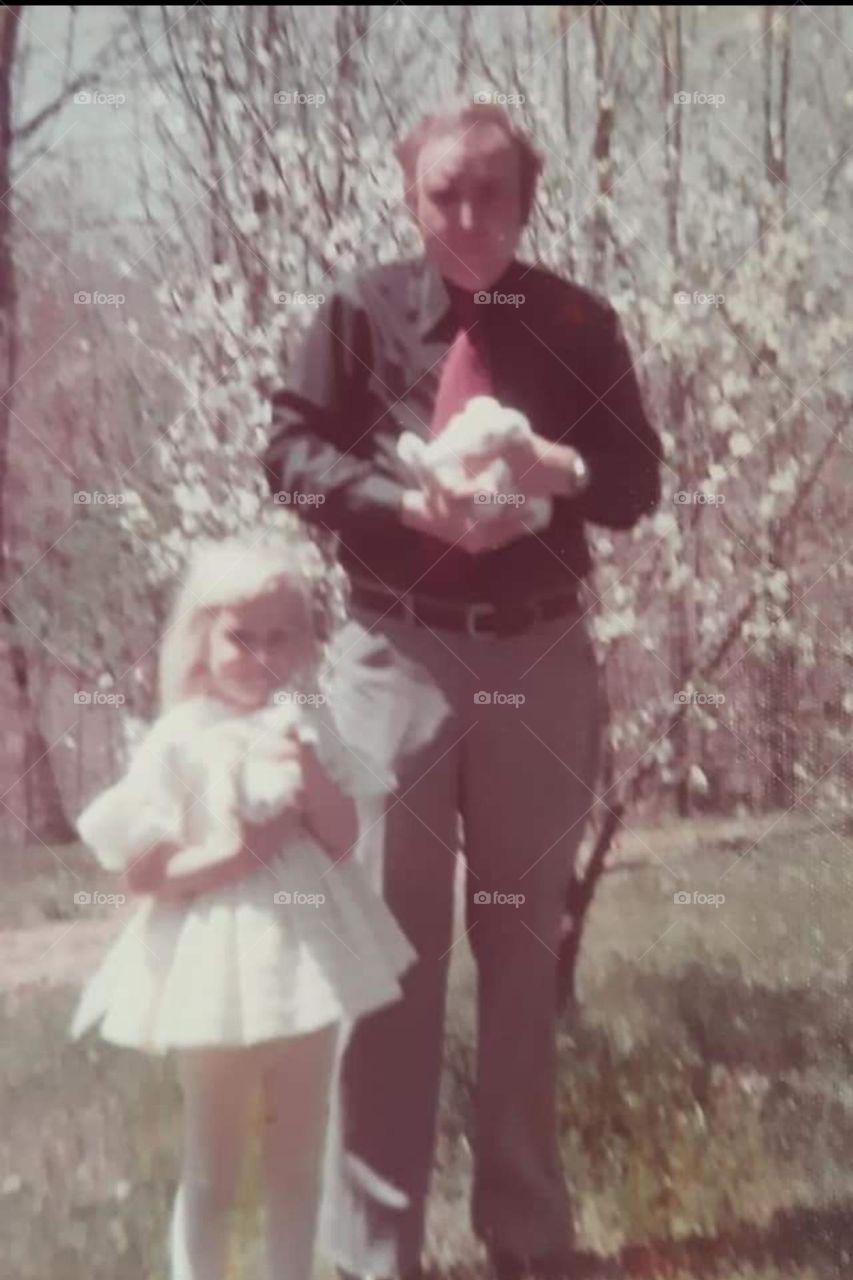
[394,102,544,226]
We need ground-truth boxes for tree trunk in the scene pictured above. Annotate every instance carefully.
[759,10,796,811]
[0,6,75,844]
[658,5,691,817]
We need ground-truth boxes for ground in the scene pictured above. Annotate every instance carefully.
[1,808,852,1278]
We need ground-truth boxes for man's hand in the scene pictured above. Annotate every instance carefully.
[499,432,589,500]
[457,505,534,554]
[401,486,530,554]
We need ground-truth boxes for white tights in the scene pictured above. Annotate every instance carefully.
[168,1022,339,1280]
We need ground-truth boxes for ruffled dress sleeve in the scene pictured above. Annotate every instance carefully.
[76,709,188,873]
[307,697,398,800]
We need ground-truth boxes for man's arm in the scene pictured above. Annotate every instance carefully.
[551,303,664,530]
[259,284,407,534]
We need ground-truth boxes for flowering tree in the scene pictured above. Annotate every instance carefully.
[7,7,851,957]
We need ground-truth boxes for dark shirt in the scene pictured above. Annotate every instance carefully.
[260,254,664,606]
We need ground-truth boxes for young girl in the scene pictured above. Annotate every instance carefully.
[68,515,418,1280]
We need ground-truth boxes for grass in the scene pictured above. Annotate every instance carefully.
[2,808,853,1278]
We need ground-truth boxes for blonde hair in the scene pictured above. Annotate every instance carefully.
[158,513,350,711]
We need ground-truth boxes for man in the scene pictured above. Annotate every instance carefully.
[261,102,663,1280]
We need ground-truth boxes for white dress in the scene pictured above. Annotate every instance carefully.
[68,692,417,1054]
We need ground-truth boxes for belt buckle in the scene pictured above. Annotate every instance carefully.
[466,600,500,637]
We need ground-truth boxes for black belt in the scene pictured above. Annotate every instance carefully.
[348,581,582,638]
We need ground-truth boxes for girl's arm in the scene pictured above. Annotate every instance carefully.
[150,840,260,903]
[117,837,246,902]
[299,739,359,865]
[118,840,179,895]
[147,751,258,900]
[149,748,310,902]
[152,799,314,902]
[77,720,185,876]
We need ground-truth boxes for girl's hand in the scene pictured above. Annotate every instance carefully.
[152,843,259,903]
[119,842,177,896]
[269,729,306,760]
[150,804,310,904]
[237,806,308,869]
[240,746,310,858]
[300,742,359,865]
[143,738,311,903]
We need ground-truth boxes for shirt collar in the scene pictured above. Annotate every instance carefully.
[417,253,525,340]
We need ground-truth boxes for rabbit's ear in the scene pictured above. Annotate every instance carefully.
[465,394,499,417]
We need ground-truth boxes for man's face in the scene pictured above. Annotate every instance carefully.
[412,123,524,292]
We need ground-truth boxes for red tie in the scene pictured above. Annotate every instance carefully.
[413,294,494,596]
[429,295,494,435]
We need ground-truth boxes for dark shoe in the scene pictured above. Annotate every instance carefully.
[489,1248,576,1280]
[489,1253,524,1280]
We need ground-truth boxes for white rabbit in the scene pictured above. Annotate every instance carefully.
[396,395,553,531]
[162,699,317,880]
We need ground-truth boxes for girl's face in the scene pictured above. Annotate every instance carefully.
[207,584,315,709]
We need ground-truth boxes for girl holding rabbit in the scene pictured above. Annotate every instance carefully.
[69,514,418,1280]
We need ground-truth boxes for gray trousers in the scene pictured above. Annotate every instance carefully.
[318,599,604,1276]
